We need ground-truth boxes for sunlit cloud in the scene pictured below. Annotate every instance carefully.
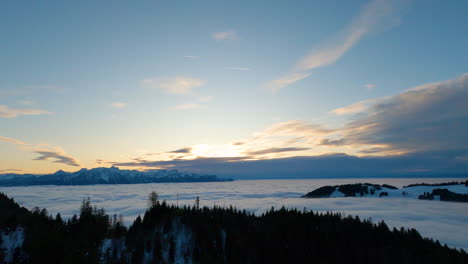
[269,0,404,92]
[33,149,80,167]
[110,74,468,172]
[191,144,243,158]
[267,72,312,93]
[331,100,371,115]
[141,77,205,95]
[295,0,401,71]
[336,73,468,154]
[0,136,27,145]
[110,102,128,108]
[0,135,80,167]
[246,147,310,156]
[365,83,377,90]
[212,31,236,40]
[0,104,51,118]
[0,169,23,174]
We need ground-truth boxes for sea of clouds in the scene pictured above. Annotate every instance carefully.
[1,178,467,250]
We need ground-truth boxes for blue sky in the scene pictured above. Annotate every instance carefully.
[1,0,467,175]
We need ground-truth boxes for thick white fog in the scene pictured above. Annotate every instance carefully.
[1,178,467,250]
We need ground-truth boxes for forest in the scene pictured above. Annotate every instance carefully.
[1,191,467,264]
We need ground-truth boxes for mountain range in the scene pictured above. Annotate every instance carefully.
[0,167,232,186]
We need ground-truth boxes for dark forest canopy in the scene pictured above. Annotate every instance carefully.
[0,192,467,264]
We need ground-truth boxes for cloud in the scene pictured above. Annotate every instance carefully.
[111,102,128,108]
[184,56,200,59]
[331,99,378,115]
[170,147,192,154]
[295,0,401,71]
[110,151,468,179]
[246,147,310,155]
[269,0,404,92]
[266,72,312,93]
[0,169,23,174]
[113,74,468,177]
[173,96,213,110]
[336,73,468,154]
[230,67,251,71]
[0,136,27,145]
[319,138,348,146]
[212,31,236,40]
[33,150,80,167]
[365,83,377,90]
[0,104,51,118]
[0,135,80,167]
[141,77,205,95]
[258,120,334,137]
[174,103,206,110]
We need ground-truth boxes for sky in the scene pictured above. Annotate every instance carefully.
[0,0,467,177]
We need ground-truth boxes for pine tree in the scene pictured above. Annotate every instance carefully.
[148,191,159,208]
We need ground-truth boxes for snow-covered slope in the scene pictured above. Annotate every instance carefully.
[302,182,468,202]
[0,227,24,263]
[0,167,232,187]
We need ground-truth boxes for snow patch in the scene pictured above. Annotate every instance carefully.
[0,227,24,263]
[330,189,345,198]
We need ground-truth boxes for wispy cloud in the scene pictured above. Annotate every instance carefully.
[267,72,312,93]
[0,104,51,118]
[141,77,205,95]
[365,83,377,90]
[174,103,206,110]
[0,169,23,174]
[268,0,404,92]
[331,100,371,115]
[173,96,213,110]
[246,147,310,155]
[0,136,27,145]
[170,147,192,154]
[113,74,468,172]
[0,136,80,167]
[184,55,200,59]
[213,31,236,40]
[295,0,400,71]
[111,102,128,108]
[33,149,80,167]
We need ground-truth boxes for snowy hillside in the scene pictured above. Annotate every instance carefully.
[302,182,468,202]
[0,167,232,186]
[0,227,24,263]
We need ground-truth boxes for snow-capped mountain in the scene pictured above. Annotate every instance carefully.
[0,167,232,186]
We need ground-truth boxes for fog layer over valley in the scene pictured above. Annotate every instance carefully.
[1,178,467,250]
